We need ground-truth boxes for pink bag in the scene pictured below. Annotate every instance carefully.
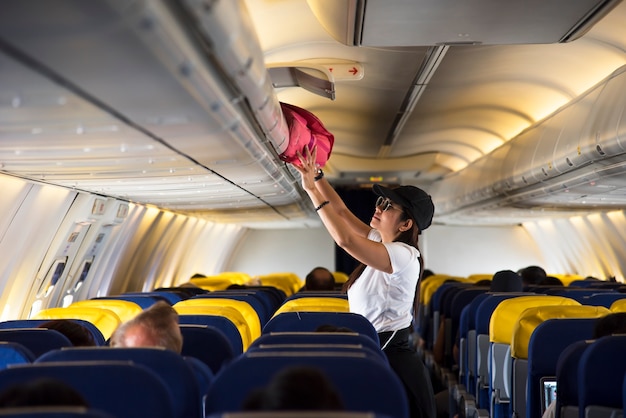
[279,102,334,167]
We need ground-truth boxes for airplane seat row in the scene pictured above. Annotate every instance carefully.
[416,274,626,418]
[0,406,115,417]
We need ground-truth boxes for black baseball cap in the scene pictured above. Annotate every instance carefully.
[373,184,434,232]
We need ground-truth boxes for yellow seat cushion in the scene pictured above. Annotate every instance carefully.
[333,271,349,284]
[511,305,609,359]
[610,299,626,312]
[489,295,580,344]
[69,299,142,323]
[190,272,251,291]
[33,306,121,340]
[174,298,261,342]
[257,272,303,297]
[273,297,350,317]
[173,304,252,350]
[420,274,454,305]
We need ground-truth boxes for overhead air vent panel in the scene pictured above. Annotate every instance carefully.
[307,0,621,46]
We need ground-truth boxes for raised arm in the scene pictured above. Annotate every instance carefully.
[294,147,393,273]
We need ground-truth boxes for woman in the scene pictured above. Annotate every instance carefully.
[294,147,436,418]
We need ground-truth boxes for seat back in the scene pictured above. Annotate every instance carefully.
[0,329,72,358]
[526,318,598,418]
[0,362,175,418]
[175,305,252,350]
[36,347,200,418]
[555,340,592,418]
[0,407,115,417]
[176,298,261,342]
[32,307,121,340]
[0,319,106,346]
[194,292,272,326]
[93,295,161,309]
[510,305,607,418]
[69,299,142,323]
[178,314,244,354]
[248,332,388,366]
[262,312,379,345]
[488,296,580,418]
[578,335,626,416]
[0,341,35,368]
[180,324,235,373]
[272,297,350,316]
[205,352,409,418]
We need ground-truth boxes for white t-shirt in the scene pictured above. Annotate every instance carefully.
[347,229,421,332]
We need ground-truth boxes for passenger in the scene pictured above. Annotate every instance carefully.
[242,365,344,411]
[518,265,547,286]
[110,301,183,353]
[489,270,524,292]
[314,324,355,333]
[291,146,436,418]
[541,312,626,418]
[538,276,564,286]
[0,377,88,408]
[37,319,96,347]
[303,266,336,291]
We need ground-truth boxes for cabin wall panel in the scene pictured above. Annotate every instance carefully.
[0,175,76,320]
[523,211,626,281]
[423,224,545,277]
[226,227,335,280]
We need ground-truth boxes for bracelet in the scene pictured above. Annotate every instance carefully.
[315,200,330,212]
[314,168,324,181]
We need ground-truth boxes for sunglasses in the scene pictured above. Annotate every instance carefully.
[375,196,403,212]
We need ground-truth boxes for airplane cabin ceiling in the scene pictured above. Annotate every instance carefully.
[0,0,625,228]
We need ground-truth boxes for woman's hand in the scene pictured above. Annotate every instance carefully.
[294,146,318,192]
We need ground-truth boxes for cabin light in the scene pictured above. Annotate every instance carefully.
[369,176,383,182]
[169,168,176,173]
[76,125,84,135]
[120,144,128,153]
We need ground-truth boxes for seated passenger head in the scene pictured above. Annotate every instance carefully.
[593,312,626,338]
[110,301,182,353]
[0,378,88,408]
[518,265,547,285]
[304,267,335,291]
[490,270,523,292]
[538,276,564,286]
[37,319,96,347]
[243,366,344,411]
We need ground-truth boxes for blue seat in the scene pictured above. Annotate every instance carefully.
[205,413,395,418]
[0,362,174,418]
[122,291,185,305]
[179,314,244,354]
[555,340,592,418]
[263,312,379,345]
[247,332,388,366]
[0,329,72,358]
[204,352,409,418]
[0,407,115,417]
[192,293,271,326]
[0,320,105,346]
[180,324,235,373]
[93,295,161,309]
[526,318,597,418]
[251,331,382,359]
[473,293,530,409]
[578,335,626,416]
[0,341,35,368]
[580,293,626,308]
[36,347,201,418]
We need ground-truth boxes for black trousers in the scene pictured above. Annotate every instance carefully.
[379,327,437,418]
